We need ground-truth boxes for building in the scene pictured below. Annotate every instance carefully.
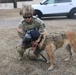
[0,0,33,8]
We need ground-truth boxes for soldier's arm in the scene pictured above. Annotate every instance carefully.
[17,20,25,39]
[35,18,47,44]
[36,18,46,34]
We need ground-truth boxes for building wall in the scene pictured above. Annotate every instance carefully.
[17,0,41,8]
[0,0,33,3]
[0,0,41,9]
[0,0,13,3]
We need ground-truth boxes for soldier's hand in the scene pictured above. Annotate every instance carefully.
[31,41,38,47]
[17,28,23,33]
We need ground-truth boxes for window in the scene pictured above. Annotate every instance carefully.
[55,0,71,3]
[42,0,55,4]
[47,0,54,4]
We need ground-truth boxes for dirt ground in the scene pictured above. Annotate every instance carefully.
[0,9,76,75]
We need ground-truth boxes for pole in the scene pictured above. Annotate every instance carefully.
[13,0,17,8]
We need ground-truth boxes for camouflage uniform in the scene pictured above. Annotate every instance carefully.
[17,5,46,60]
[18,16,45,39]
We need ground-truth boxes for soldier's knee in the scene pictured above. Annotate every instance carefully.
[16,44,25,55]
[28,50,38,60]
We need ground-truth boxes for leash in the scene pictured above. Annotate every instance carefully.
[39,53,47,62]
[28,48,47,62]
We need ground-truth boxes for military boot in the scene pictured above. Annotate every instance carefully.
[16,44,25,60]
[18,48,25,60]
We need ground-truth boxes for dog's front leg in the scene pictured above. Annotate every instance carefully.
[64,44,72,61]
[46,45,54,70]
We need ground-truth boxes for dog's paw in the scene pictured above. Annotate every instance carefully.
[48,65,54,70]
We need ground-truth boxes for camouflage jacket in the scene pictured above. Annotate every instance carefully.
[17,16,46,39]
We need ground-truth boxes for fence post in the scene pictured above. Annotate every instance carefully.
[13,0,17,8]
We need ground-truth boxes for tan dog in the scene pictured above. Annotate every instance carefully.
[37,31,76,70]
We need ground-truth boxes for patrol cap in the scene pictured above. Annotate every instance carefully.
[20,4,34,17]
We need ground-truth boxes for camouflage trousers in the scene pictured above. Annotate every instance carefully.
[16,43,46,61]
[16,43,38,60]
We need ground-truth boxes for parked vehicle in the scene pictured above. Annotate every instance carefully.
[32,0,76,19]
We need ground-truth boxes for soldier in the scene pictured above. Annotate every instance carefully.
[17,4,46,60]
